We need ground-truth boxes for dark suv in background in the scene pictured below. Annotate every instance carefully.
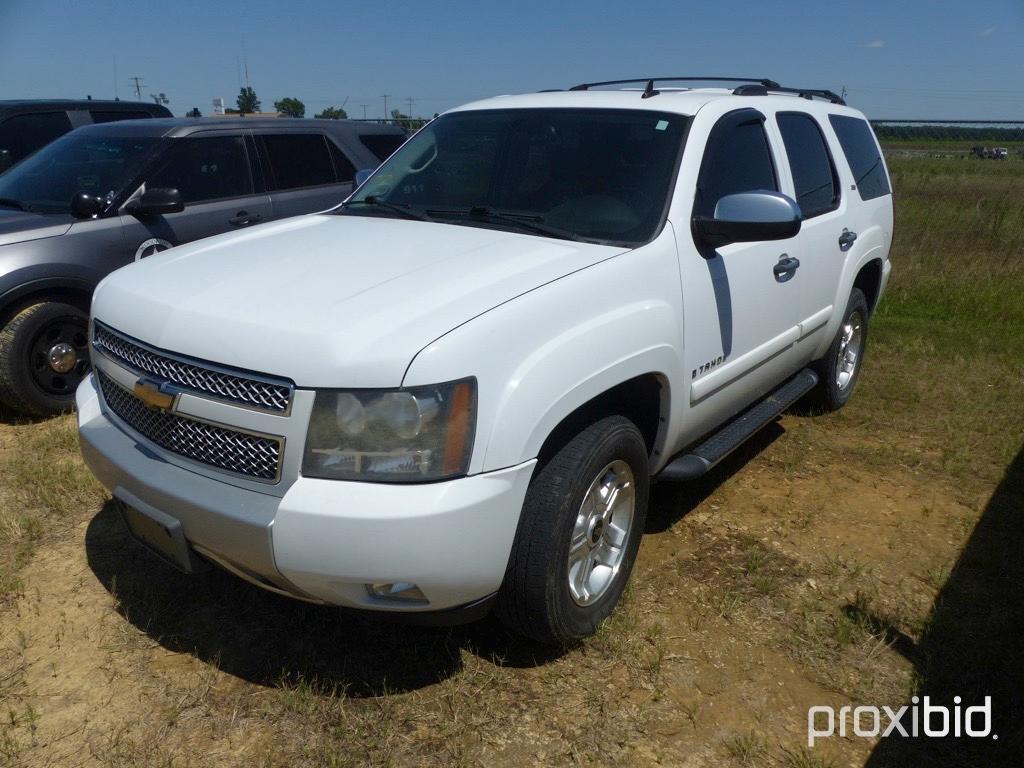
[0,100,172,174]
[0,117,407,415]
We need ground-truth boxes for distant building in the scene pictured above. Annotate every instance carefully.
[212,97,225,116]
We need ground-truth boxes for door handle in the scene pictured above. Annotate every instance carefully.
[228,211,262,226]
[773,255,800,281]
[838,228,858,251]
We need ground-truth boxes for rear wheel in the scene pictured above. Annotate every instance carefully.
[811,288,868,412]
[0,301,90,417]
[496,415,650,645]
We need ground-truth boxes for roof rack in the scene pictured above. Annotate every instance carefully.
[568,77,845,105]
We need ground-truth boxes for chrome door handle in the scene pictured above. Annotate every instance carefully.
[839,229,858,251]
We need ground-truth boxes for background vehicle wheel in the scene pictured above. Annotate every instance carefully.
[0,301,90,417]
[496,415,650,645]
[811,287,869,412]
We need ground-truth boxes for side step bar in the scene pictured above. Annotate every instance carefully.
[657,368,819,481]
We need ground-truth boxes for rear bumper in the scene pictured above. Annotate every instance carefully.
[77,374,535,612]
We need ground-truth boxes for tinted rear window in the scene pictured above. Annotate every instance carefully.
[261,134,335,189]
[359,133,406,161]
[828,115,890,201]
[89,110,154,123]
[777,113,839,218]
[0,111,73,165]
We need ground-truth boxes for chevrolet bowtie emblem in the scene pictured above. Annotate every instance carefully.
[133,379,175,411]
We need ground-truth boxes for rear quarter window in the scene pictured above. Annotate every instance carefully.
[359,133,406,161]
[828,115,890,201]
[88,110,154,123]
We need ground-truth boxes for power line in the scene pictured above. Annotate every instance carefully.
[360,104,368,119]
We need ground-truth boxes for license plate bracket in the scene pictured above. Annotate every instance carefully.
[115,490,200,573]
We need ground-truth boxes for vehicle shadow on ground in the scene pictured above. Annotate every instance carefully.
[864,444,1024,766]
[84,499,563,697]
[83,420,785,698]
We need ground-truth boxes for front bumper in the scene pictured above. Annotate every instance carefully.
[77,374,535,611]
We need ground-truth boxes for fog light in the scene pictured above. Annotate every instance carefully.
[366,582,428,604]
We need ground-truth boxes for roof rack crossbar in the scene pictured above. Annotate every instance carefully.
[569,77,845,105]
[570,77,780,91]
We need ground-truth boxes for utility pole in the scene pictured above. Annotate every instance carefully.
[360,104,368,119]
[382,94,390,120]
[406,97,414,119]
[129,76,145,101]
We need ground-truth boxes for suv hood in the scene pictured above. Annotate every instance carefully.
[0,210,73,247]
[92,214,625,387]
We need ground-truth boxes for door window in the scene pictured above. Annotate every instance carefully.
[0,111,73,165]
[777,113,839,218]
[327,141,356,182]
[694,113,778,219]
[260,134,335,189]
[147,136,254,203]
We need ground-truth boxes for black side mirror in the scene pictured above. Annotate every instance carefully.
[0,149,12,174]
[354,168,376,188]
[125,187,184,216]
[70,191,106,219]
[693,191,802,248]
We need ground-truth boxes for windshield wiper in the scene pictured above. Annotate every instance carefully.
[427,206,578,241]
[0,197,25,211]
[344,196,433,222]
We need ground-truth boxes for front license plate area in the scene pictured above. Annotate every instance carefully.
[117,498,196,573]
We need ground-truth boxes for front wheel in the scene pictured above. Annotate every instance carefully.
[811,287,869,412]
[496,416,650,645]
[0,301,91,417]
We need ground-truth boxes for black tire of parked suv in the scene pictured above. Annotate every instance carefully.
[496,415,650,645]
[0,301,91,417]
[810,287,869,412]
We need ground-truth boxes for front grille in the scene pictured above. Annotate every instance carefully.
[97,370,282,481]
[93,324,292,413]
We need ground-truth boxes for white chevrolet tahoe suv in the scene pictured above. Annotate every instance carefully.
[77,77,893,645]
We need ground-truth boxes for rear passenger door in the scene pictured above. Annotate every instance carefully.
[120,132,272,259]
[773,111,845,361]
[255,132,357,218]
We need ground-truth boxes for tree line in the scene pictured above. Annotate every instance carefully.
[872,124,1024,142]
[189,87,429,126]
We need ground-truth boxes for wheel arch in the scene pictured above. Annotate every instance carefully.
[0,277,95,324]
[853,258,883,315]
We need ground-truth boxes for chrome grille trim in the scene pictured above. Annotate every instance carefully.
[93,323,293,414]
[96,370,283,482]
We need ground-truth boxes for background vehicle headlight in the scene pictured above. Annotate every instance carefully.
[302,378,476,482]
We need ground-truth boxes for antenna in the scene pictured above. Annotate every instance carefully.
[129,76,145,101]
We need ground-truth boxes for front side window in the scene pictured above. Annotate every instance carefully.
[777,112,839,218]
[0,111,74,167]
[0,132,157,213]
[828,115,890,201]
[694,113,778,219]
[347,108,689,246]
[147,136,253,203]
[261,134,335,189]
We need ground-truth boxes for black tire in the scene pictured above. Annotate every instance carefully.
[811,287,869,412]
[0,301,90,417]
[496,415,650,645]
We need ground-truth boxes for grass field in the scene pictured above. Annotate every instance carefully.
[1,155,1022,767]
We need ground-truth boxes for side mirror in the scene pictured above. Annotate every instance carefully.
[125,187,184,216]
[70,191,106,219]
[0,149,12,174]
[354,168,376,188]
[693,191,801,248]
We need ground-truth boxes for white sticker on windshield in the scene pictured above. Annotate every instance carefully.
[655,120,669,131]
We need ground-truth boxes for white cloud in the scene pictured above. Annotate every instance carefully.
[979,26,996,36]
[862,40,886,48]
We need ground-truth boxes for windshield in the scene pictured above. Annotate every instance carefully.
[0,132,159,214]
[345,108,689,246]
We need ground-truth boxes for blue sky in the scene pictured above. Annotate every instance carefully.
[1,0,1022,120]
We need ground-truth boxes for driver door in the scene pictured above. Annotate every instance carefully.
[119,133,271,261]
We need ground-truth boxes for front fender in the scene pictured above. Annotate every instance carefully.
[402,238,684,474]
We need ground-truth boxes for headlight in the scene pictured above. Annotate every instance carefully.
[302,378,476,482]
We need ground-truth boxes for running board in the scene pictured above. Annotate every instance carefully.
[658,368,819,481]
